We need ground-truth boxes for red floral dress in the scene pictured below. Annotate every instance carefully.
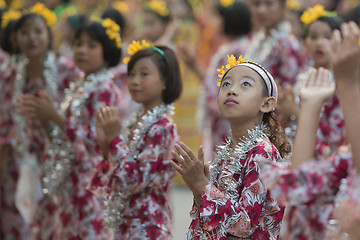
[44,69,123,239]
[90,105,179,239]
[260,145,353,239]
[187,126,285,240]
[0,53,79,240]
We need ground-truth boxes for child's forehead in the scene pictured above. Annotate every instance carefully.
[225,65,261,79]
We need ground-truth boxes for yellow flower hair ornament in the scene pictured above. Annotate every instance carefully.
[146,0,169,18]
[220,0,235,8]
[217,55,252,87]
[90,16,122,49]
[30,2,57,27]
[123,40,153,64]
[300,4,337,25]
[1,9,21,28]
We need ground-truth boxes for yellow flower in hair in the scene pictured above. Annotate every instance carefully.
[300,4,324,25]
[30,3,57,27]
[220,0,235,8]
[217,55,252,86]
[123,40,153,64]
[101,18,122,49]
[2,9,21,28]
[147,0,169,17]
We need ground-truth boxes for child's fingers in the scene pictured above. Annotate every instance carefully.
[198,146,204,164]
[179,142,197,162]
[318,68,329,87]
[175,143,191,164]
[170,160,183,174]
[349,21,360,41]
[307,68,317,87]
[331,29,342,59]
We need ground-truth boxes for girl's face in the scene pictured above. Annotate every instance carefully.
[305,21,332,68]
[143,12,167,42]
[248,0,284,31]
[73,32,107,75]
[16,17,49,59]
[127,57,165,110]
[217,66,272,123]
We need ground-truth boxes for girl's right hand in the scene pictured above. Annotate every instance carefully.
[300,68,335,106]
[96,107,122,151]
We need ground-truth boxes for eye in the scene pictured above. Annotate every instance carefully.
[241,81,251,87]
[221,81,230,87]
[141,72,149,76]
[128,72,135,77]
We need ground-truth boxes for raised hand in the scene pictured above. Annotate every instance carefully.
[300,67,335,105]
[96,107,122,152]
[323,21,360,86]
[170,143,209,197]
[15,91,57,126]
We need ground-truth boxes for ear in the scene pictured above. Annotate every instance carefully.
[260,96,276,113]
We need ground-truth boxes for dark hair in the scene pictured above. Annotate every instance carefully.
[74,20,122,67]
[216,1,251,37]
[127,46,182,104]
[260,79,291,158]
[14,13,53,50]
[66,14,86,30]
[326,0,341,11]
[101,8,126,37]
[1,20,18,54]
[304,15,342,37]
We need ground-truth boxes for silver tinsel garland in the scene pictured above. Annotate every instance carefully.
[42,69,112,195]
[103,103,174,230]
[12,52,58,171]
[194,124,268,239]
[209,123,268,197]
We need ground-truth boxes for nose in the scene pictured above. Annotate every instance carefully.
[227,85,238,96]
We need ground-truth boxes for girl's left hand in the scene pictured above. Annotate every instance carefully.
[170,143,209,195]
[15,91,56,126]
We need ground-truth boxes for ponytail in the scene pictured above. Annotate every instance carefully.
[263,112,291,158]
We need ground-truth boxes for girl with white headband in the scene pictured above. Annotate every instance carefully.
[171,55,290,239]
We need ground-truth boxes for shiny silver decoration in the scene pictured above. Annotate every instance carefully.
[103,103,173,230]
[43,69,112,195]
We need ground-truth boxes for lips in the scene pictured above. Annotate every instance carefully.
[130,89,141,95]
[224,97,238,105]
[315,50,324,58]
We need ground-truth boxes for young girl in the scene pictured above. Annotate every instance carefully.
[16,17,123,239]
[180,0,252,160]
[171,55,290,239]
[259,21,359,240]
[90,42,182,239]
[246,0,308,125]
[0,4,80,239]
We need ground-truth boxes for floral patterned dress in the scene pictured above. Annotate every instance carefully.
[200,37,248,160]
[260,145,353,240]
[0,52,79,240]
[90,104,179,239]
[42,69,123,239]
[187,125,285,240]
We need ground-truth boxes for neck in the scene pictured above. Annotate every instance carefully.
[143,100,164,113]
[229,117,263,147]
